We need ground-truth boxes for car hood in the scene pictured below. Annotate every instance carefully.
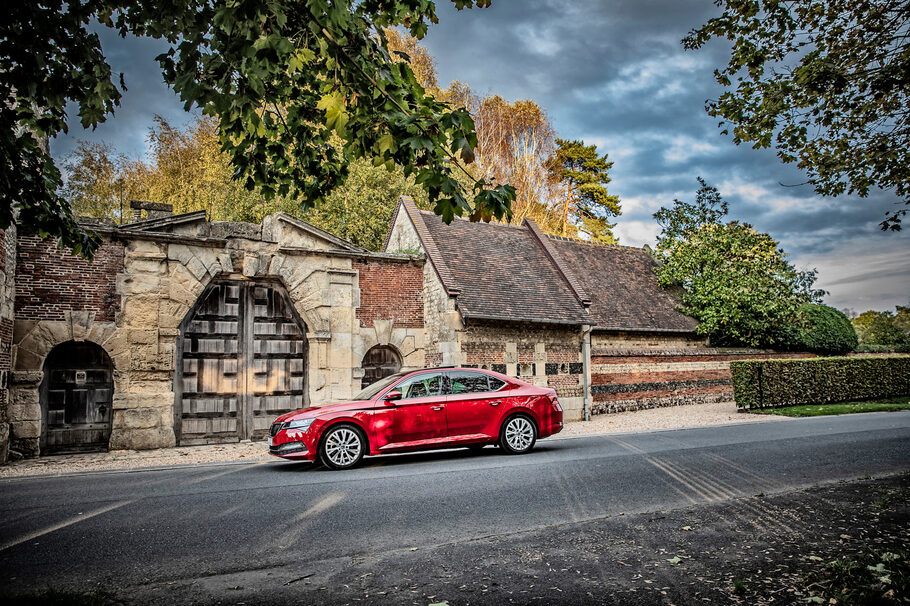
[274,399,374,423]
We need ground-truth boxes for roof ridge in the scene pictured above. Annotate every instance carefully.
[524,219,592,308]
[399,196,462,296]
[416,210,529,231]
[546,234,650,253]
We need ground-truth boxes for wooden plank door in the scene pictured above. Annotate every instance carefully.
[178,281,307,444]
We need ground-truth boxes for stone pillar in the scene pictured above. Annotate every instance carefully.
[8,371,42,458]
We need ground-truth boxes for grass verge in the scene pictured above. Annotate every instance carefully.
[750,396,910,417]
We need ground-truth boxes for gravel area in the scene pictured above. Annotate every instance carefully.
[0,401,783,479]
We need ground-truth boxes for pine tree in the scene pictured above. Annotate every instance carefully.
[548,139,622,243]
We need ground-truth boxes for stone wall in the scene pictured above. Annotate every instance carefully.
[590,344,815,414]
[0,224,15,463]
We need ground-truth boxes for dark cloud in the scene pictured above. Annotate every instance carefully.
[52,0,909,311]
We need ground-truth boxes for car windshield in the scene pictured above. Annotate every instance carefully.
[354,372,407,400]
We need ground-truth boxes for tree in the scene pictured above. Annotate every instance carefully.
[684,0,910,230]
[61,141,135,223]
[653,179,824,347]
[547,138,621,243]
[2,0,513,258]
[777,303,858,354]
[303,157,430,250]
[852,308,910,346]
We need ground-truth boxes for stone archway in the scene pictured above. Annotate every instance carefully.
[39,340,114,454]
[360,345,402,389]
[176,279,308,444]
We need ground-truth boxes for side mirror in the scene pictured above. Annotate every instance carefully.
[384,390,402,405]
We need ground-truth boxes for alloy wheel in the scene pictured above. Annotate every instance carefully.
[323,427,363,468]
[504,416,535,452]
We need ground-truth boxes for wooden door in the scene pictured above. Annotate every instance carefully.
[178,281,307,444]
[42,342,114,454]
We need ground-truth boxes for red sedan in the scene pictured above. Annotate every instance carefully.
[268,367,564,469]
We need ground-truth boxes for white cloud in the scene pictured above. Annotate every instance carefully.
[663,135,721,164]
[614,219,660,248]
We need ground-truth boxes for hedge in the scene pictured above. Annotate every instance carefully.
[731,355,910,409]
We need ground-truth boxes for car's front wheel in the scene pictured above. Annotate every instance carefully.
[499,414,537,455]
[319,424,366,470]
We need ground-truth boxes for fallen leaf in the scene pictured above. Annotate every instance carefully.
[667,556,681,565]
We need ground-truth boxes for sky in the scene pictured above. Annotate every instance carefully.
[50,0,909,313]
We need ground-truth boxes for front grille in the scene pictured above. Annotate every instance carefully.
[269,422,287,437]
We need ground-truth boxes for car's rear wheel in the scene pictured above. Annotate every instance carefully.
[499,414,537,455]
[319,424,366,470]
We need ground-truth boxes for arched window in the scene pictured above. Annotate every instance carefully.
[361,345,402,389]
[40,341,114,454]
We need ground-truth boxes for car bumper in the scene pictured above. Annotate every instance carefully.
[268,428,319,461]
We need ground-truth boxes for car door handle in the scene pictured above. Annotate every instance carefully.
[489,401,501,406]
[430,405,445,411]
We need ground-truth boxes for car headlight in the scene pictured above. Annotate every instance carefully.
[285,418,315,431]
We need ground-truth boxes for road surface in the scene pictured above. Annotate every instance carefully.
[2,412,909,604]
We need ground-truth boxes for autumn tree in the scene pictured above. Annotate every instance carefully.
[547,138,621,243]
[2,0,512,258]
[653,179,824,347]
[684,0,910,230]
[61,140,137,223]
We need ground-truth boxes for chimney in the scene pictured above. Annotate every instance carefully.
[130,200,173,221]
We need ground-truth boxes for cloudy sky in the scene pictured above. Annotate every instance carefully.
[51,0,909,313]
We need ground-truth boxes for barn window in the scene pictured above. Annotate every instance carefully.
[361,345,402,389]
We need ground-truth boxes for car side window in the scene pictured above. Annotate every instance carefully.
[395,373,444,400]
[448,371,492,395]
[488,377,506,392]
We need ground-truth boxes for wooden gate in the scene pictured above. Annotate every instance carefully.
[41,341,114,454]
[177,280,307,444]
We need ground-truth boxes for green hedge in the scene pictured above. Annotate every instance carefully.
[731,355,910,409]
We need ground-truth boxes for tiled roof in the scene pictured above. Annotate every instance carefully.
[417,210,591,325]
[393,197,698,332]
[549,237,699,333]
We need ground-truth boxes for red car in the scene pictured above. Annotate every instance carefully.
[268,367,564,469]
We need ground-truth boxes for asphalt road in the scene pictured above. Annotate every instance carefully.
[2,412,910,603]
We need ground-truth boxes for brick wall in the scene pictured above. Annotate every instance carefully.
[15,236,124,322]
[354,259,423,329]
[590,346,815,414]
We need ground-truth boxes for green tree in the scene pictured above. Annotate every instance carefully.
[684,0,910,230]
[777,303,858,354]
[303,157,430,250]
[653,179,824,347]
[852,309,910,346]
[547,139,621,243]
[2,0,513,258]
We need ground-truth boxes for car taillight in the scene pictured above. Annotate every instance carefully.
[549,395,562,412]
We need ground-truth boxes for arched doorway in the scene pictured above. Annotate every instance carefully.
[176,280,308,444]
[361,345,402,389]
[40,341,114,454]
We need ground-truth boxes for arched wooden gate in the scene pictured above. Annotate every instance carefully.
[176,280,308,444]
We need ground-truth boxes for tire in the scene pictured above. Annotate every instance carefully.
[319,424,366,470]
[499,414,537,455]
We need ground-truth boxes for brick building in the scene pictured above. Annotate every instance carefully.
[0,196,800,461]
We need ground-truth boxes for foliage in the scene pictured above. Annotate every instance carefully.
[730,356,910,409]
[803,549,909,605]
[684,1,910,230]
[547,138,621,243]
[450,85,565,233]
[302,156,429,250]
[2,0,514,258]
[653,179,823,347]
[752,396,910,417]
[852,306,910,346]
[62,114,431,248]
[776,303,858,355]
